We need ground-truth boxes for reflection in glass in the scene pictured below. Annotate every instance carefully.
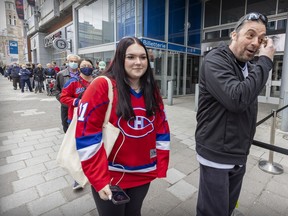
[247,0,277,16]
[143,0,165,40]
[117,0,136,40]
[78,0,114,49]
[277,19,287,31]
[221,0,245,24]
[204,0,220,27]
[169,0,185,44]
[278,0,288,13]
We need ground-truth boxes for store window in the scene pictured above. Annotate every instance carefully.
[221,0,245,24]
[143,0,165,40]
[278,0,288,13]
[117,0,136,40]
[247,0,277,16]
[169,0,185,45]
[204,0,220,27]
[78,0,114,49]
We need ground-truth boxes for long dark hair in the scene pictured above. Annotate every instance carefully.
[105,36,161,120]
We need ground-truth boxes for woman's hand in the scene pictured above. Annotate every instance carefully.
[98,184,112,201]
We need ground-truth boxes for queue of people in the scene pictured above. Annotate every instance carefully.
[2,61,61,94]
[0,11,276,216]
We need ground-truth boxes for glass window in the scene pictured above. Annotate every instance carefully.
[278,0,288,13]
[267,21,276,31]
[204,0,220,27]
[143,0,165,40]
[80,51,114,68]
[277,19,287,31]
[221,28,233,38]
[136,0,143,37]
[169,0,186,45]
[8,15,12,25]
[117,0,136,40]
[188,1,201,48]
[205,31,220,40]
[247,0,277,16]
[78,0,114,49]
[221,0,245,24]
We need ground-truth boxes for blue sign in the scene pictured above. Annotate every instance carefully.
[168,43,186,52]
[9,40,18,54]
[141,38,166,49]
[187,47,201,55]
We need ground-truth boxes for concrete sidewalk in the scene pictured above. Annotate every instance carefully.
[0,75,288,216]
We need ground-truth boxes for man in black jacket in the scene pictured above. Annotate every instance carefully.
[195,12,275,216]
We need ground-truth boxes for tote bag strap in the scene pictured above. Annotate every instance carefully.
[97,76,113,125]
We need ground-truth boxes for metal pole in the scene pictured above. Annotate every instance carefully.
[167,80,173,106]
[281,91,288,131]
[279,13,288,130]
[258,110,283,174]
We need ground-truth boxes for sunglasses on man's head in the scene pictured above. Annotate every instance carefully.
[235,12,268,30]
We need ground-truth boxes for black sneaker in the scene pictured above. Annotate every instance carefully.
[73,181,83,190]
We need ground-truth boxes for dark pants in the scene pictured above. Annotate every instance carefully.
[20,79,32,92]
[196,164,246,216]
[34,80,44,93]
[61,105,69,133]
[92,183,150,216]
[12,77,21,89]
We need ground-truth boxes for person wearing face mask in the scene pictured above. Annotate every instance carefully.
[60,58,94,190]
[53,54,81,133]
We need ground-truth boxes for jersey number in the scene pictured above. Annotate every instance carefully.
[78,103,88,121]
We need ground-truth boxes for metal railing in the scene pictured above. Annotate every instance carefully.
[253,104,288,174]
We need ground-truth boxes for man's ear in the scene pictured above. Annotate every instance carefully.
[230,30,237,41]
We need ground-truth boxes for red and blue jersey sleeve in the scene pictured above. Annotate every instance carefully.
[155,101,170,177]
[75,77,111,191]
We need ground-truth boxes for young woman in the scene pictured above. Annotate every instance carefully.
[75,37,170,216]
[60,58,94,190]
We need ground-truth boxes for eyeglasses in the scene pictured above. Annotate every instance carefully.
[235,12,268,30]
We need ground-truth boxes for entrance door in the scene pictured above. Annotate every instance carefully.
[258,55,282,104]
[167,52,184,96]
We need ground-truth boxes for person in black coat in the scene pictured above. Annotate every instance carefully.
[33,64,45,93]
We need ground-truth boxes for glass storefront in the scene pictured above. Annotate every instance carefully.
[76,0,201,97]
[77,0,114,49]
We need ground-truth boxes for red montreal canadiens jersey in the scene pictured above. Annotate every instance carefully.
[75,77,170,191]
[60,77,91,123]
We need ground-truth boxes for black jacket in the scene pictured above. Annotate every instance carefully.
[195,43,273,165]
[53,68,71,104]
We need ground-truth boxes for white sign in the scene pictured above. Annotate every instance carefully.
[52,38,68,50]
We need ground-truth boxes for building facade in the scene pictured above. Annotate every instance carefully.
[0,0,26,66]
[23,0,287,102]
[24,0,202,97]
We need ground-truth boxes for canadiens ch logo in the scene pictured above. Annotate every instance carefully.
[118,107,155,138]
